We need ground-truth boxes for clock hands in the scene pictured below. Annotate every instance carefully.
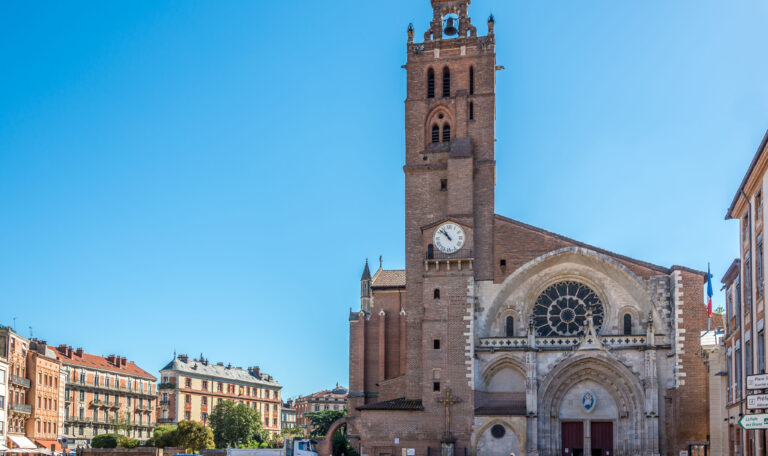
[439,229,453,242]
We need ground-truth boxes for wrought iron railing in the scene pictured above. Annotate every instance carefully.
[426,248,473,260]
[11,403,32,413]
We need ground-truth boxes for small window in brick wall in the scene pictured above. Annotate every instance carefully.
[440,179,447,191]
[433,382,440,392]
[469,66,475,95]
[432,124,440,143]
[500,259,506,268]
[427,244,435,259]
[434,289,440,299]
[469,102,474,120]
[442,124,451,142]
[433,339,440,350]
[427,68,435,99]
[442,67,451,97]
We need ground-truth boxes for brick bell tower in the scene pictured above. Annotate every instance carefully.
[403,0,497,447]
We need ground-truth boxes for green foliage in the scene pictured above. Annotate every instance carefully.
[175,420,214,453]
[331,428,358,456]
[304,409,346,438]
[208,400,265,448]
[117,436,139,449]
[715,306,725,314]
[91,434,119,449]
[148,425,179,448]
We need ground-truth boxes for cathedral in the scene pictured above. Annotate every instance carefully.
[346,1,710,456]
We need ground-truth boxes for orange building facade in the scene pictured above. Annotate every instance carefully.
[294,385,348,434]
[157,355,282,435]
[54,345,157,449]
[26,340,63,451]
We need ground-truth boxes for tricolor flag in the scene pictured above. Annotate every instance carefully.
[707,263,713,319]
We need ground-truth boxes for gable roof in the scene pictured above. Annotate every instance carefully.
[494,214,707,279]
[371,268,406,288]
[50,346,156,380]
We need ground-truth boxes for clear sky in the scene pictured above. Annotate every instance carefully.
[1,0,767,399]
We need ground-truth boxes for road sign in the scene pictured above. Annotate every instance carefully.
[739,414,768,430]
[747,394,768,410]
[748,374,768,390]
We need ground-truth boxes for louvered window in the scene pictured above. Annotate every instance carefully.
[427,69,435,98]
[442,124,451,142]
[442,67,450,97]
[432,125,440,143]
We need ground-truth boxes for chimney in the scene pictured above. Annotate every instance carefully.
[57,345,67,355]
[121,357,127,367]
[254,366,260,378]
[67,346,73,357]
[107,355,116,365]
[75,348,83,357]
[179,354,188,363]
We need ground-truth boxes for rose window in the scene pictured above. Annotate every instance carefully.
[532,281,604,336]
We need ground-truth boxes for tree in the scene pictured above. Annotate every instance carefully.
[208,400,265,448]
[117,436,139,449]
[304,410,346,439]
[715,306,725,314]
[176,420,214,453]
[148,425,179,448]
[91,434,119,449]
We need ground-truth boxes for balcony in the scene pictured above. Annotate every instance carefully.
[135,405,153,412]
[158,382,176,390]
[90,399,104,407]
[10,375,31,388]
[157,418,175,424]
[425,248,473,272]
[108,402,121,409]
[11,403,32,414]
[159,399,170,406]
[67,379,156,397]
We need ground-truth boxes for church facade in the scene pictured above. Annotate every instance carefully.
[346,1,710,455]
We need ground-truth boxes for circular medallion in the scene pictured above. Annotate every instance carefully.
[490,424,506,439]
[532,281,604,337]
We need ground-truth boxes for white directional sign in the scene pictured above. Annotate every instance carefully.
[747,394,768,410]
[748,374,768,390]
[739,414,768,430]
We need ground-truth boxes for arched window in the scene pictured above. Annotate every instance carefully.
[505,316,514,337]
[427,69,435,99]
[442,124,451,142]
[623,314,632,335]
[442,67,451,97]
[469,102,474,120]
[427,244,434,259]
[469,66,475,95]
[434,289,440,299]
[431,124,440,143]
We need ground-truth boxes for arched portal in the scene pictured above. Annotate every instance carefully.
[538,353,650,456]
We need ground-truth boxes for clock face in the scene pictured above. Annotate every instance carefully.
[433,223,466,254]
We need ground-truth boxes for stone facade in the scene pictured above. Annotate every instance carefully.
[345,1,712,455]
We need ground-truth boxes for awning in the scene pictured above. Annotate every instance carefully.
[8,436,37,450]
[35,441,61,453]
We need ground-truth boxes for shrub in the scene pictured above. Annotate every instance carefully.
[91,434,120,449]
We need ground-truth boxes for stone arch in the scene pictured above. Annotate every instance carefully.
[617,305,641,334]
[316,417,347,456]
[424,105,455,145]
[537,352,647,456]
[480,354,526,389]
[477,247,664,339]
[491,304,523,337]
[471,418,523,456]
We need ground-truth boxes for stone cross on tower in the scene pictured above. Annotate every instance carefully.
[436,388,461,442]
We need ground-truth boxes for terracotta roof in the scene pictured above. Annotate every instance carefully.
[721,259,741,285]
[356,398,424,411]
[49,345,156,380]
[297,386,348,402]
[371,269,405,288]
[726,129,768,220]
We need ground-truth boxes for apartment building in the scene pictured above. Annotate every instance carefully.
[724,129,768,456]
[294,385,347,433]
[157,355,282,435]
[53,345,157,449]
[0,342,8,452]
[280,400,296,431]
[1,327,37,453]
[26,340,63,452]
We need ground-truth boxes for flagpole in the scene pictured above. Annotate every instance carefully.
[708,262,711,332]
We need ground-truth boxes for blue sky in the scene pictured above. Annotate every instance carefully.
[1,0,767,398]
